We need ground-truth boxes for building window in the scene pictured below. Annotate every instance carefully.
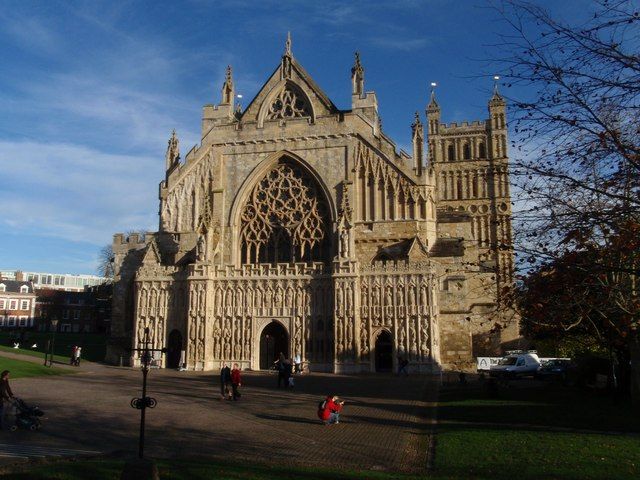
[18,317,27,327]
[448,144,456,161]
[8,316,16,327]
[463,143,471,160]
[73,310,80,320]
[478,142,486,158]
[9,300,17,310]
[20,300,29,310]
[63,309,69,320]
[0,300,4,309]
[0,316,4,326]
[20,285,29,293]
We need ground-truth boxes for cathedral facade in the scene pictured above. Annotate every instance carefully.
[108,39,517,373]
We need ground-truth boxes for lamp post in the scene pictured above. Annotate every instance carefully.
[47,318,58,367]
[122,327,164,480]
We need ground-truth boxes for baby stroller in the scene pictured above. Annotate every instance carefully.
[8,398,44,431]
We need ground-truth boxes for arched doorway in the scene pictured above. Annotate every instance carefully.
[166,329,183,369]
[375,330,393,372]
[260,321,289,370]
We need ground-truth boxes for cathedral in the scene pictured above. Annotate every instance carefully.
[107,37,518,373]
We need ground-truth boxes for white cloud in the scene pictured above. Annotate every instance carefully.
[0,140,161,246]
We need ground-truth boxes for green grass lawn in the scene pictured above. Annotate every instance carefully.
[0,355,73,379]
[0,345,69,365]
[431,382,640,479]
[0,458,424,480]
[0,332,106,362]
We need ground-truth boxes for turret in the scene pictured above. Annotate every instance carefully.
[426,83,441,163]
[411,112,424,176]
[488,76,507,158]
[165,129,180,172]
[350,51,379,136]
[221,65,234,105]
[351,51,364,97]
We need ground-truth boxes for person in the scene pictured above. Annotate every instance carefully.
[294,353,302,374]
[230,364,242,401]
[220,362,232,400]
[70,346,77,366]
[397,356,409,376]
[74,346,82,366]
[0,370,14,430]
[276,353,286,388]
[317,395,344,425]
[284,359,293,389]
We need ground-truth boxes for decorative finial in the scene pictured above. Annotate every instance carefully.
[351,51,365,96]
[493,75,500,94]
[221,65,234,105]
[226,65,232,82]
[285,31,292,56]
[427,82,439,111]
[413,111,421,126]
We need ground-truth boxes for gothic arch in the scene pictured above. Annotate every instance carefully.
[229,151,336,266]
[257,80,315,128]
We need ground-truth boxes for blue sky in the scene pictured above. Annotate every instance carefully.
[0,0,591,275]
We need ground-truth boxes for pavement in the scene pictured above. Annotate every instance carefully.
[0,352,438,474]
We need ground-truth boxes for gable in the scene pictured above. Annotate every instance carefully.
[240,54,340,125]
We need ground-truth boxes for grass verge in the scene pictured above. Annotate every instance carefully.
[0,356,73,379]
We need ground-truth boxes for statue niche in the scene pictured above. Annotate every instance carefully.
[240,158,330,264]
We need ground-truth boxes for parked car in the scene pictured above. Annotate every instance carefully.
[535,359,574,382]
[489,351,541,378]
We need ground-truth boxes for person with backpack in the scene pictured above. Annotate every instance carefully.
[220,362,232,400]
[317,395,344,425]
[230,364,242,401]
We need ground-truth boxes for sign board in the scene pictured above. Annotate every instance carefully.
[477,357,501,371]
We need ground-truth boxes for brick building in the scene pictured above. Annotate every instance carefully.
[0,279,36,329]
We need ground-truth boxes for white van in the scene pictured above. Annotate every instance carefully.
[489,351,541,378]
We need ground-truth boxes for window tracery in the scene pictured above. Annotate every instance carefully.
[266,85,312,121]
[240,160,329,264]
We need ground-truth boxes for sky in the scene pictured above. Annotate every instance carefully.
[0,0,593,275]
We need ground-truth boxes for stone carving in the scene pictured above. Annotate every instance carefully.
[266,84,312,121]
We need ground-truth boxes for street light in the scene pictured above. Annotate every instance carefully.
[46,318,59,367]
[121,327,164,480]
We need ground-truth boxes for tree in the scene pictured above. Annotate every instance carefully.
[97,244,115,279]
[491,0,639,398]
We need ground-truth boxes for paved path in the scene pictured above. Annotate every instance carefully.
[0,355,437,474]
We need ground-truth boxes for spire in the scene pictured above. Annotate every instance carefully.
[489,75,506,107]
[165,129,180,171]
[221,65,234,105]
[427,82,439,112]
[281,32,293,79]
[351,51,364,96]
[285,31,292,56]
[412,112,424,176]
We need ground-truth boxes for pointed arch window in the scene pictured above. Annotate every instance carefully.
[240,159,330,264]
[266,84,312,121]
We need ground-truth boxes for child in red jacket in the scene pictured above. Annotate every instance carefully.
[231,364,242,401]
[318,395,344,425]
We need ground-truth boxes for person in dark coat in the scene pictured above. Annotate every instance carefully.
[220,362,232,400]
[284,359,293,388]
[276,352,286,388]
[230,364,242,401]
[0,370,14,430]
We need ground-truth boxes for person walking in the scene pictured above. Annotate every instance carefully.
[73,346,82,366]
[0,370,15,430]
[230,364,242,401]
[317,395,344,425]
[220,362,232,400]
[398,356,409,376]
[284,359,293,388]
[70,346,77,365]
[294,353,302,374]
[276,352,286,388]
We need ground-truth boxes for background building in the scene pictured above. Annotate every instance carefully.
[0,270,107,292]
[0,279,36,329]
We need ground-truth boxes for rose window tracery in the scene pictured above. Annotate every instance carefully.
[240,160,329,264]
[266,85,312,121]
